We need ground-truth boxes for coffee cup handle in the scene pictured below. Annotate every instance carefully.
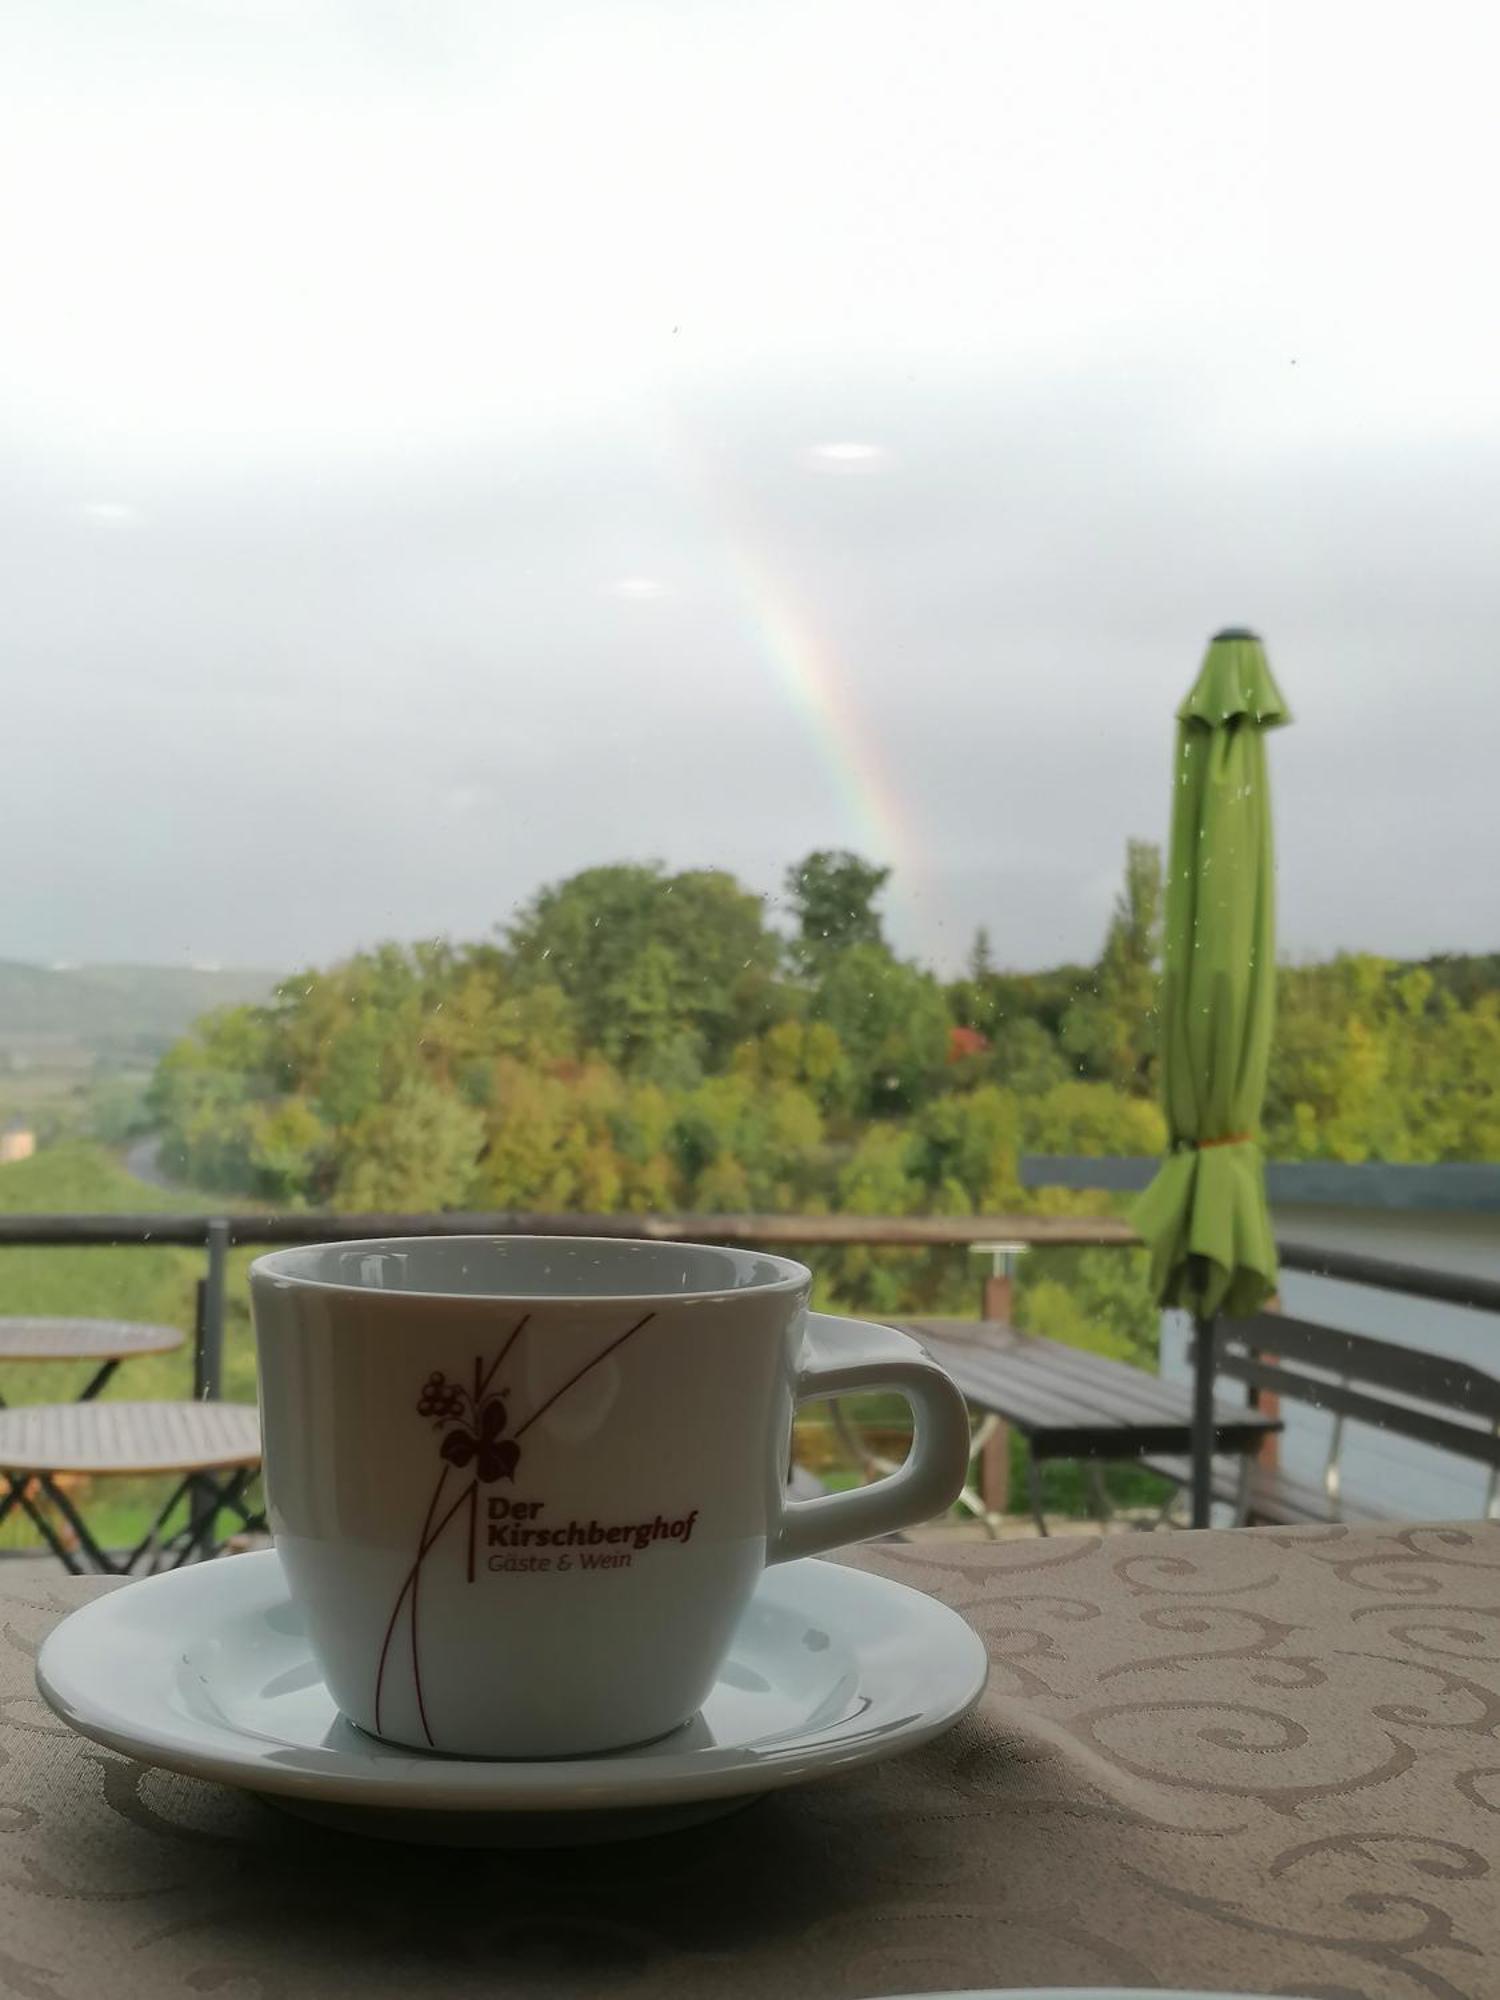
[769,1311,972,1563]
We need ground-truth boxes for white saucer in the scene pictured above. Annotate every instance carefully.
[37,1551,987,1845]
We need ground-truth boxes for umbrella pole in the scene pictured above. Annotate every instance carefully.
[1191,1313,1217,1528]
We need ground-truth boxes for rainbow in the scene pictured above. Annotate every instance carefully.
[720,537,918,877]
[651,409,928,926]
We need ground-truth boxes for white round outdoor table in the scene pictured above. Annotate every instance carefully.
[0,1397,261,1575]
[0,1316,191,1538]
[0,1320,255,1576]
[0,1316,185,1405]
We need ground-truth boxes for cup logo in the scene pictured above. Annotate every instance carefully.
[374,1310,656,1744]
[419,1371,521,1484]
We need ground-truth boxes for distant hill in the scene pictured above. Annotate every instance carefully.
[0,960,279,1061]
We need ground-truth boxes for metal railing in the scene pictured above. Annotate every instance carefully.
[0,1209,1138,1397]
[1185,1245,1500,1527]
[3,1208,1498,1407]
[0,1210,1138,1248]
[1276,1241,1500,1314]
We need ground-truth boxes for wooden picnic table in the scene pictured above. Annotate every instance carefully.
[882,1317,1281,1531]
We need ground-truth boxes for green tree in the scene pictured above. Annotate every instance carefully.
[910,1085,1022,1210]
[670,1073,826,1211]
[1017,1248,1159,1365]
[1020,1078,1166,1160]
[1265,956,1500,1163]
[508,864,783,1071]
[1440,997,1500,1158]
[810,943,951,1114]
[1060,838,1162,1093]
[475,1060,620,1211]
[150,941,581,1205]
[247,1096,331,1203]
[785,850,891,965]
[825,1123,926,1314]
[989,1018,1073,1096]
[148,1003,277,1191]
[1267,956,1404,1160]
[731,1018,855,1115]
[333,1079,483,1210]
[947,961,1095,1081]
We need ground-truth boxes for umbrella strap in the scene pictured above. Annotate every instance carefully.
[1196,1132,1253,1149]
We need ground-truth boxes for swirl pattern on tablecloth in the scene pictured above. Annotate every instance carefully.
[3,1524,1500,1997]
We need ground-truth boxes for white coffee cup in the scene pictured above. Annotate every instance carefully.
[249,1234,970,1759]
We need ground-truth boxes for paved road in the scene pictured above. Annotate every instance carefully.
[122,1134,172,1190]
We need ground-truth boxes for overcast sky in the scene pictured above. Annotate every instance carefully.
[3,0,1498,975]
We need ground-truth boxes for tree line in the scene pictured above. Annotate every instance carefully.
[149,845,1500,1347]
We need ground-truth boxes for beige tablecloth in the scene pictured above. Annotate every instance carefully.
[4,1522,1500,1998]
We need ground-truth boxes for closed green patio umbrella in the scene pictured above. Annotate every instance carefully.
[1133,629,1290,1525]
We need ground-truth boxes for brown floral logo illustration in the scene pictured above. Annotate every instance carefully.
[374,1309,654,1744]
[418,1369,521,1484]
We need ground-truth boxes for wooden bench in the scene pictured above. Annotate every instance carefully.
[1145,1311,1500,1525]
[0,1400,263,1574]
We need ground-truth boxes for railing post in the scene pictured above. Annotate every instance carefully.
[188,1219,231,1552]
[1191,1312,1217,1528]
[195,1220,229,1402]
[978,1266,1014,1517]
[981,1270,1013,1322]
[1250,1292,1282,1478]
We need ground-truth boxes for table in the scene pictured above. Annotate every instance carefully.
[0,1316,185,1405]
[3,1520,1498,1999]
[892,1317,1281,1530]
[0,1401,262,1573]
[0,1316,189,1541]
